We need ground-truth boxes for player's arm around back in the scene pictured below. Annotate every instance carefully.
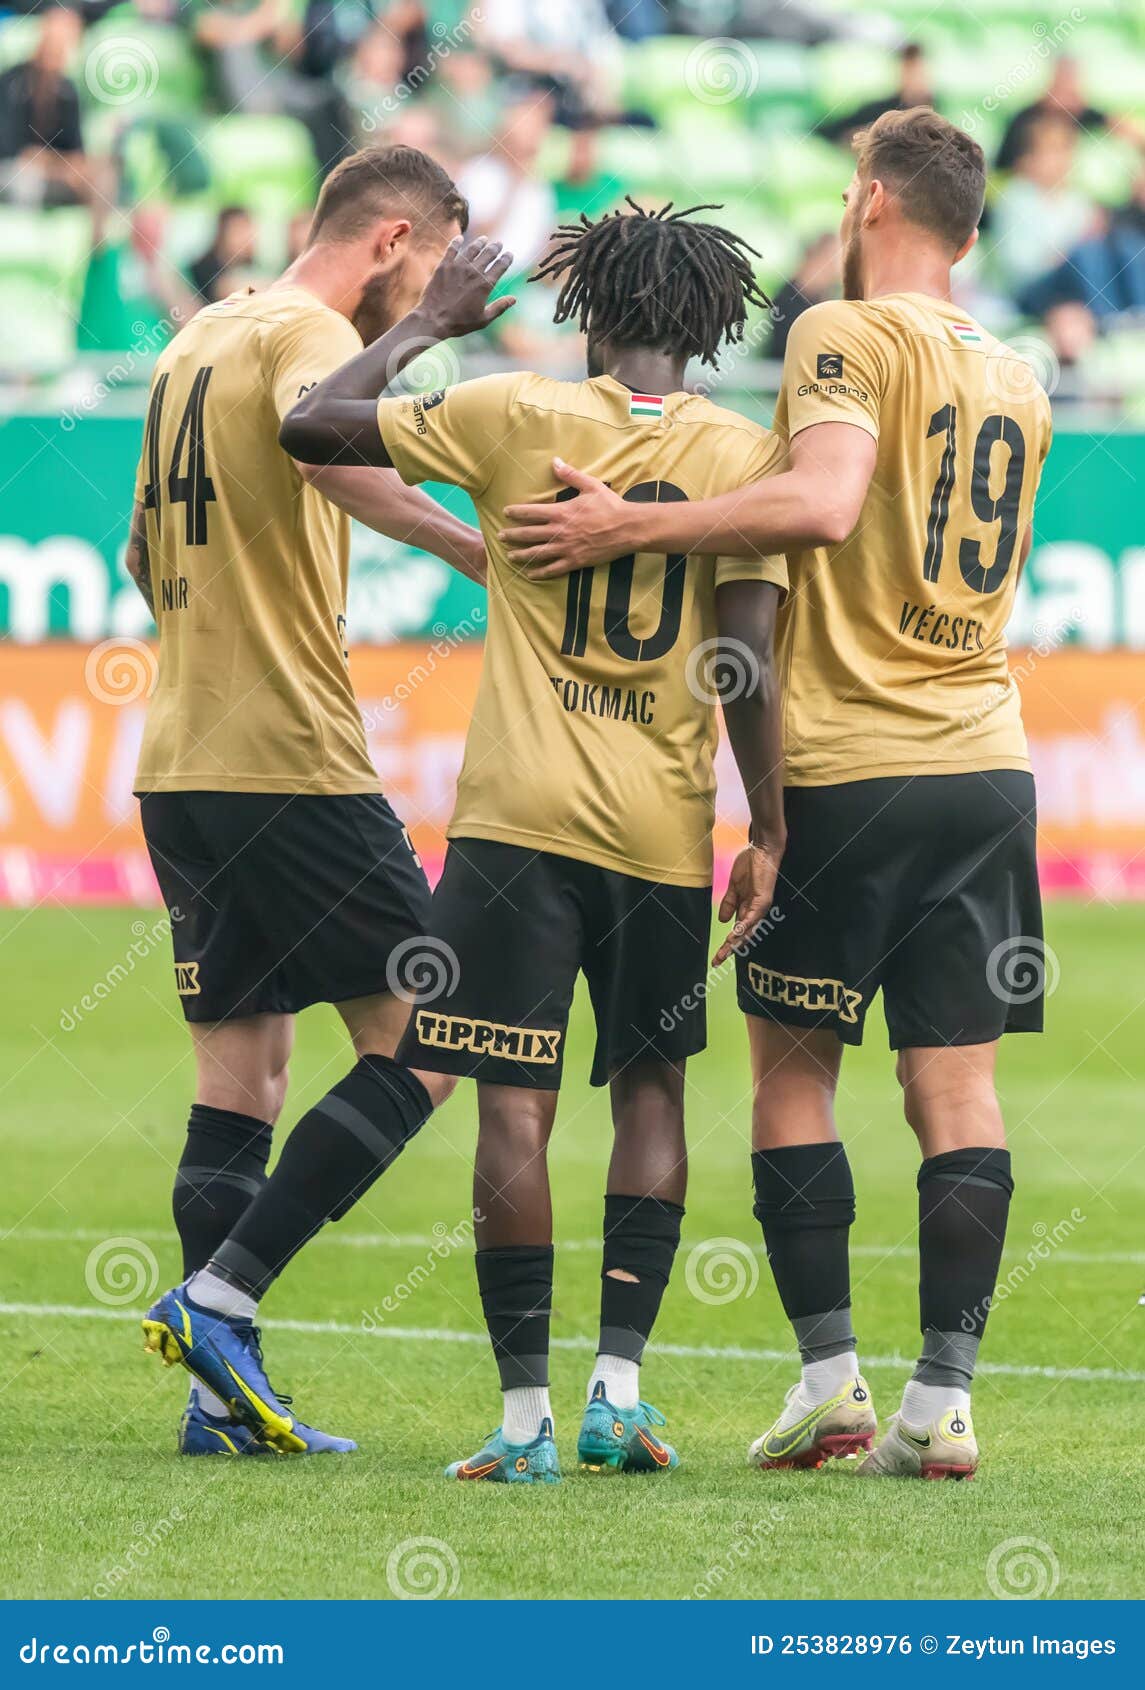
[711,577,787,966]
[279,237,516,467]
[502,299,885,573]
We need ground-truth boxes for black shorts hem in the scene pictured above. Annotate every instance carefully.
[736,993,864,1047]
[178,975,395,1023]
[395,1040,563,1091]
[886,1018,1043,1051]
[589,1026,707,1087]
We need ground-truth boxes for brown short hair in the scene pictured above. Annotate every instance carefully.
[310,145,468,244]
[853,107,985,250]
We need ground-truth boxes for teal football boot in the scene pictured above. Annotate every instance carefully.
[577,1380,679,1474]
[445,1417,561,1483]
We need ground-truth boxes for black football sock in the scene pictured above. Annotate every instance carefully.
[207,1055,432,1298]
[476,1245,554,1391]
[914,1146,1013,1392]
[752,1142,857,1372]
[173,1105,273,1277]
[596,1194,684,1366]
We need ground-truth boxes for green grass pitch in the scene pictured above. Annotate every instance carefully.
[1,901,1142,1601]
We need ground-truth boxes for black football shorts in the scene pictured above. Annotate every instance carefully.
[395,837,713,1089]
[140,790,432,1022]
[735,771,1043,1049]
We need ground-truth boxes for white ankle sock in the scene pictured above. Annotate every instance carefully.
[589,1354,639,1409]
[502,1386,552,1445]
[800,1350,859,1406]
[187,1267,257,1322]
[190,1380,231,1419]
[901,1378,971,1424]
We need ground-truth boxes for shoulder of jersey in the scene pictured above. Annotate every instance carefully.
[673,389,769,441]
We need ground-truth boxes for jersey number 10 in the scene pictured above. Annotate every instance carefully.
[559,480,689,662]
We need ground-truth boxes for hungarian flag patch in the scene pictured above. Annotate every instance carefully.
[629,392,665,419]
[951,321,984,346]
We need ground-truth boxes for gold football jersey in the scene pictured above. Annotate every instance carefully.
[773,293,1052,784]
[133,286,379,795]
[378,372,787,886]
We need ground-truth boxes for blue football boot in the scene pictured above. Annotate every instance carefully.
[577,1379,679,1474]
[179,1390,274,1457]
[144,1281,355,1456]
[445,1417,561,1483]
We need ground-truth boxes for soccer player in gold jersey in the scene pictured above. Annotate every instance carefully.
[283,203,790,1481]
[132,147,518,1456]
[499,111,1054,1480]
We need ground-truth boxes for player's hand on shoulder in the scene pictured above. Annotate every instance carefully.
[500,460,630,577]
[712,842,783,967]
[419,237,517,340]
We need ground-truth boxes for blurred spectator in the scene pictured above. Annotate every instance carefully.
[189,206,260,304]
[995,55,1143,173]
[817,43,933,147]
[343,20,406,141]
[0,4,98,208]
[424,50,502,157]
[766,232,840,359]
[602,0,663,42]
[78,205,197,353]
[1022,167,1145,324]
[458,95,559,272]
[990,112,1095,298]
[476,0,622,129]
[191,0,353,175]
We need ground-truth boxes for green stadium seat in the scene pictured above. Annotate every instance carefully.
[0,15,40,74]
[202,115,318,215]
[0,206,92,372]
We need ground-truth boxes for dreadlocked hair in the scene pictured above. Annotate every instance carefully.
[531,198,771,368]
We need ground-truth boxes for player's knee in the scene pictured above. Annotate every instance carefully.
[417,1069,456,1111]
[898,1064,1003,1149]
[262,1064,290,1125]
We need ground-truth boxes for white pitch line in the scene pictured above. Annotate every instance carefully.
[2,1226,1142,1267]
[1,1301,1141,1386]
